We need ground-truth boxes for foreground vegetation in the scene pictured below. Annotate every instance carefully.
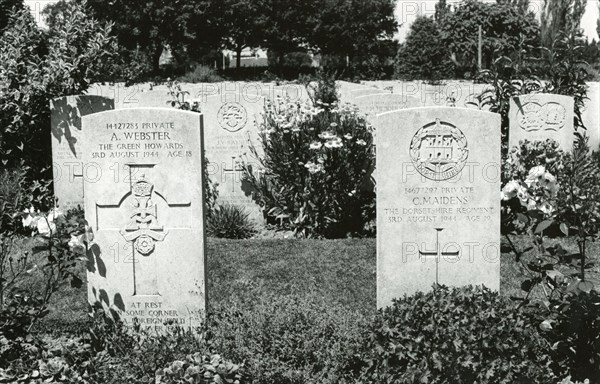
[0,237,580,383]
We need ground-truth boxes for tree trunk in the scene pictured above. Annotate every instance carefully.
[151,45,163,75]
[236,46,242,68]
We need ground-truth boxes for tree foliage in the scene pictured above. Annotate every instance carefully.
[0,0,23,34]
[395,16,454,80]
[541,0,586,48]
[395,0,540,79]
[440,0,540,74]
[84,0,192,73]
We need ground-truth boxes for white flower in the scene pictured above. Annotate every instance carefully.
[343,133,353,140]
[68,235,86,253]
[37,217,56,237]
[47,208,63,221]
[304,161,324,174]
[501,180,521,200]
[330,122,338,128]
[309,142,322,150]
[356,139,367,146]
[318,131,336,140]
[324,137,343,149]
[525,165,546,187]
[539,201,554,215]
[21,206,36,228]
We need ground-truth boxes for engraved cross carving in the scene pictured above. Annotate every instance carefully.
[419,228,459,284]
[95,165,192,297]
[120,174,167,255]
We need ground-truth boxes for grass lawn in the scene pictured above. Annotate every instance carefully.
[33,235,600,336]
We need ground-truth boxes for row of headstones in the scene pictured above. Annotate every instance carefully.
[51,82,312,224]
[52,82,599,333]
[76,104,501,332]
[53,81,599,224]
[340,80,600,152]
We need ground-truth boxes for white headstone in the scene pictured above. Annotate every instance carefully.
[375,107,501,307]
[51,95,114,210]
[509,93,575,151]
[82,108,206,332]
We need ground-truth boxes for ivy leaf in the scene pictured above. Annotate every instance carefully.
[534,219,554,234]
[559,223,569,236]
[578,281,594,293]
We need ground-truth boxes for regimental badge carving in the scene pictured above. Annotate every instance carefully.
[120,175,167,256]
[409,119,469,181]
[517,101,566,132]
[217,102,247,132]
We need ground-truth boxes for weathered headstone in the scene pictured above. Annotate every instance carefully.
[51,95,114,211]
[509,94,574,151]
[348,87,389,101]
[582,82,600,152]
[392,80,490,108]
[353,93,421,117]
[198,94,265,224]
[375,107,501,308]
[82,108,206,332]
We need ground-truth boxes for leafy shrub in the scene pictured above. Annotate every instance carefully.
[350,285,556,384]
[503,139,567,184]
[0,1,116,195]
[0,205,86,368]
[156,353,249,384]
[528,291,600,382]
[304,69,339,106]
[207,204,256,239]
[241,86,375,238]
[205,293,366,384]
[502,141,600,381]
[178,64,223,83]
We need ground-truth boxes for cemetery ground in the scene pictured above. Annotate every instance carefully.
[33,236,600,333]
[11,234,597,383]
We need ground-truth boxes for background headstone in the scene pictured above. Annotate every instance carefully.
[509,93,575,151]
[82,108,206,332]
[375,107,501,308]
[582,82,600,152]
[353,93,421,117]
[347,87,390,102]
[51,95,114,211]
[198,93,265,224]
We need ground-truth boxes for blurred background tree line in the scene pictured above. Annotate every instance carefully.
[1,0,599,83]
[36,0,398,82]
[396,0,600,81]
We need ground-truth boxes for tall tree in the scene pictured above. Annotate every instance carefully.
[541,0,586,47]
[440,0,539,72]
[435,0,450,26]
[85,0,192,73]
[395,16,453,80]
[259,0,319,67]
[183,0,225,65]
[307,0,397,62]
[220,0,264,68]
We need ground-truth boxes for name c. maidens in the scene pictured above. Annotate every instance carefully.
[412,196,469,205]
